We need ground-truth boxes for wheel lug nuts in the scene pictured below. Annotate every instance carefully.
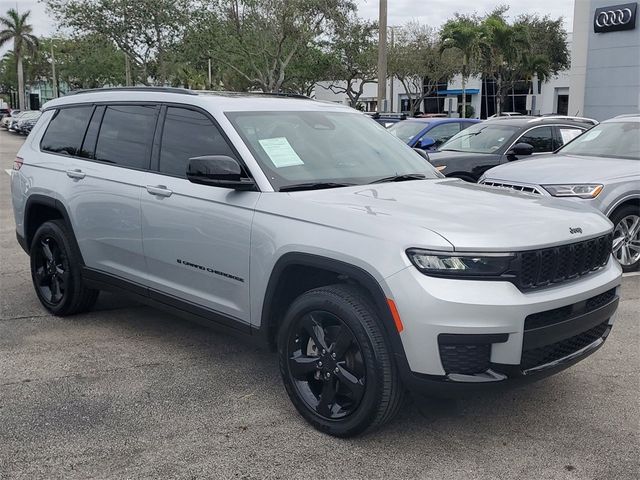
[321,349,326,355]
[334,367,339,373]
[317,361,323,368]
[325,372,331,379]
[331,353,336,359]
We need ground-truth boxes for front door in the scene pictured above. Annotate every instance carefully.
[140,106,259,325]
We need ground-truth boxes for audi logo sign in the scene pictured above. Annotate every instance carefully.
[594,2,637,32]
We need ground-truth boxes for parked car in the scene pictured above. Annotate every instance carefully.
[13,111,42,135]
[7,111,39,132]
[366,112,408,128]
[1,109,21,129]
[0,108,11,120]
[489,112,524,118]
[388,117,481,151]
[480,114,640,272]
[11,87,621,437]
[427,116,598,182]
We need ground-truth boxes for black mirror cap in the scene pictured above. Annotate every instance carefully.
[507,142,534,157]
[187,155,256,190]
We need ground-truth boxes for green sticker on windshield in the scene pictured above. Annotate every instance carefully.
[258,137,304,168]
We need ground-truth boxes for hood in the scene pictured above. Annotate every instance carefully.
[484,154,639,183]
[263,179,612,252]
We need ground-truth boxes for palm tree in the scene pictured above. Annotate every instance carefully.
[440,17,481,118]
[479,16,529,115]
[0,9,39,110]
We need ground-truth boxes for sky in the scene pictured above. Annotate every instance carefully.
[0,0,576,55]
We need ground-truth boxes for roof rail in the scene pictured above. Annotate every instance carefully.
[614,113,640,118]
[193,90,310,99]
[64,86,198,96]
[529,115,598,125]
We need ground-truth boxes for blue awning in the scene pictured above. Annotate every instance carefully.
[436,89,480,95]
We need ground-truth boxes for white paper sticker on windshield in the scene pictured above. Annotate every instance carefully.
[258,137,304,168]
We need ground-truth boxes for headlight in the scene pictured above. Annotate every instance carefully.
[542,184,603,199]
[406,249,514,277]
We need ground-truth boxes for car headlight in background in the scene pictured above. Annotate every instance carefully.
[542,184,603,199]
[406,249,514,277]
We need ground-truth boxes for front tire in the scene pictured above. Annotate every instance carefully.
[30,220,99,315]
[610,204,640,272]
[278,284,404,437]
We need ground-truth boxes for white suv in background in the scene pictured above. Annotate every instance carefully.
[11,88,621,437]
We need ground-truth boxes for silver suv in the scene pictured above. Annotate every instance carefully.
[480,115,640,272]
[11,88,622,437]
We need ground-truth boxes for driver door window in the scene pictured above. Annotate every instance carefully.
[517,126,554,153]
[422,123,461,148]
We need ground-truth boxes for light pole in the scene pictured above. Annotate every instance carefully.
[377,0,387,113]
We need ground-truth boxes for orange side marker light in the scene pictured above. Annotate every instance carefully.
[387,298,404,333]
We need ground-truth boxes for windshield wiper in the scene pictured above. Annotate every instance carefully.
[279,182,355,192]
[370,173,426,184]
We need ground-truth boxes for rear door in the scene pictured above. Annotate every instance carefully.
[140,105,259,326]
[46,104,159,283]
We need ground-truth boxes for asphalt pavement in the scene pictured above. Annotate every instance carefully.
[1,130,638,480]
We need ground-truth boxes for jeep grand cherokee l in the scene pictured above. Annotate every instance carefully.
[11,88,622,437]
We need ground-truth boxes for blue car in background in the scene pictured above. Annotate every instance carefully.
[388,117,481,151]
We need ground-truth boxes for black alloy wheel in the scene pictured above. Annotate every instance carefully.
[278,284,404,437]
[33,235,70,306]
[30,220,99,315]
[286,310,366,420]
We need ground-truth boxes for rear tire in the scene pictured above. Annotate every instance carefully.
[610,204,640,272]
[278,284,404,437]
[30,220,99,315]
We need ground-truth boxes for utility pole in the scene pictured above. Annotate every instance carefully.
[50,41,58,98]
[208,58,212,89]
[389,26,395,112]
[377,0,388,113]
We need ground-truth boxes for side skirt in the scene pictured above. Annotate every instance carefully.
[81,267,264,346]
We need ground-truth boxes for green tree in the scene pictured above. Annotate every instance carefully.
[0,8,39,109]
[389,23,458,115]
[319,16,377,107]
[47,0,190,85]
[440,14,481,118]
[478,11,530,115]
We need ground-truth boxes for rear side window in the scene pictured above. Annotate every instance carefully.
[159,107,236,177]
[41,106,93,156]
[518,126,554,153]
[95,105,158,169]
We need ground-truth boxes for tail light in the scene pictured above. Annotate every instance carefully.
[13,156,23,170]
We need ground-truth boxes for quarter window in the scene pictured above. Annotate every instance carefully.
[518,126,554,153]
[95,105,159,169]
[41,106,93,156]
[557,127,584,148]
[159,107,236,177]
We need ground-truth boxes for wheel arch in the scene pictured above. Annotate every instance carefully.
[606,195,640,217]
[259,253,408,363]
[23,194,84,264]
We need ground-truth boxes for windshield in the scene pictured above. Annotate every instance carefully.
[226,111,441,190]
[387,121,429,143]
[440,123,519,154]
[558,121,640,160]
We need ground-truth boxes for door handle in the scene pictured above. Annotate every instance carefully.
[146,185,173,198]
[66,169,86,180]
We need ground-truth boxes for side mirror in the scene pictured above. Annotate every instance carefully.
[186,155,256,190]
[506,142,534,158]
[413,148,430,161]
[416,136,436,150]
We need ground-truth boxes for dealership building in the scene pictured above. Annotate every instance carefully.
[316,1,639,121]
[569,0,640,120]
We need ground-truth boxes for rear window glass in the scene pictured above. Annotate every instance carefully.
[95,105,158,169]
[41,107,93,156]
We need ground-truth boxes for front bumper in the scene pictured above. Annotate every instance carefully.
[385,258,622,395]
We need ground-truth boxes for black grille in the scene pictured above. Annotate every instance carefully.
[514,234,612,291]
[521,321,609,370]
[439,344,491,375]
[524,288,617,330]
